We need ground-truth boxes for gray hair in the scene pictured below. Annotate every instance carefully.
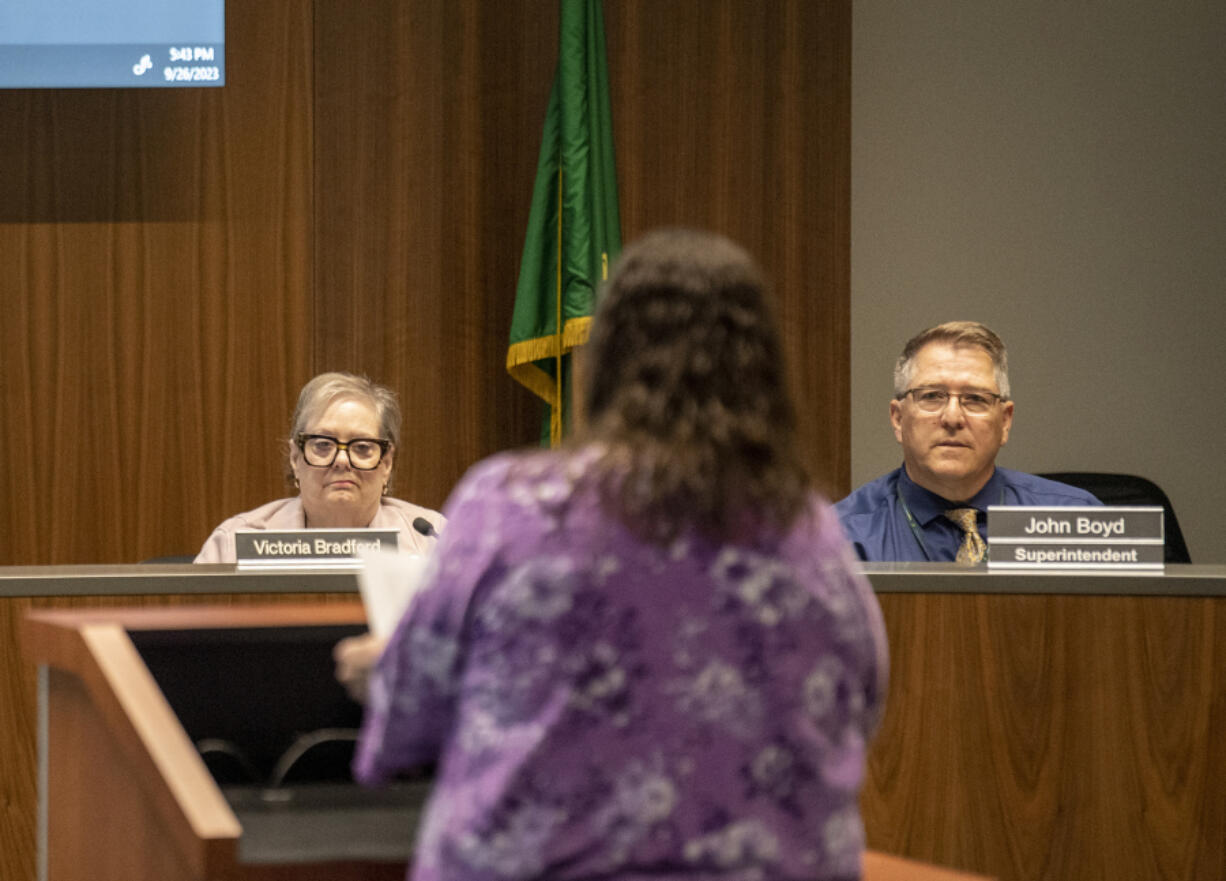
[892,321,1010,400]
[286,372,402,488]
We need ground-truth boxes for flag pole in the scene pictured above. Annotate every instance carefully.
[553,167,565,447]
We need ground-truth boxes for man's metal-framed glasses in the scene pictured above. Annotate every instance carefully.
[901,387,1005,414]
[295,434,391,470]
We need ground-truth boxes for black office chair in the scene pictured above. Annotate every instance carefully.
[1037,472,1191,563]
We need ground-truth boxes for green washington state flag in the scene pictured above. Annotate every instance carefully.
[507,0,622,447]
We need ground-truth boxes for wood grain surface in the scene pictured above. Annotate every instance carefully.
[311,0,852,506]
[0,0,314,565]
[863,593,1226,881]
[45,667,222,881]
[0,0,851,567]
[605,0,852,498]
[7,586,1226,881]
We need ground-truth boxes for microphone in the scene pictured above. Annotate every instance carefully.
[412,517,439,539]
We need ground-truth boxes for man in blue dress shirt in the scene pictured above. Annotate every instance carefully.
[836,321,1100,562]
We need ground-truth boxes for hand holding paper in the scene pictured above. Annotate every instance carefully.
[334,548,432,702]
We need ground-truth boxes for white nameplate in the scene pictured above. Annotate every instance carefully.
[235,528,400,569]
[987,506,1164,570]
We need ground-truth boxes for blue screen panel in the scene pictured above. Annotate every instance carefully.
[0,0,224,88]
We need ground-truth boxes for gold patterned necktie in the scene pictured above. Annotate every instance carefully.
[945,507,986,565]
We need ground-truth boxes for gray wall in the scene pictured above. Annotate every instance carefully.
[851,1,1226,561]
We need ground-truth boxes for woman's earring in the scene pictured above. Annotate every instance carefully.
[382,484,389,496]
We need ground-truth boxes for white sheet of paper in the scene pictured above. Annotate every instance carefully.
[355,548,431,638]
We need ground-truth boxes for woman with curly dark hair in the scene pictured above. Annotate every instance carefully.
[580,227,809,543]
[354,228,888,881]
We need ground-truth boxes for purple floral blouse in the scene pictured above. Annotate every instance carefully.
[354,449,889,881]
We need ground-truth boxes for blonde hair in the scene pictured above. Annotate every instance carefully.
[893,321,1010,399]
[286,372,401,489]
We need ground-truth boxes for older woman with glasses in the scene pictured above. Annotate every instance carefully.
[193,371,445,563]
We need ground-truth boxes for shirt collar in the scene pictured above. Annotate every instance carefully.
[898,466,1004,525]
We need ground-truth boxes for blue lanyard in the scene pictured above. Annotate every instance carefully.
[896,482,1005,561]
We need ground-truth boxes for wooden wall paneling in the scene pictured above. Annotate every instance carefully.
[774,0,853,498]
[312,0,554,512]
[187,0,316,553]
[0,0,851,552]
[0,0,313,565]
[863,593,1226,881]
[313,0,852,506]
[603,0,852,495]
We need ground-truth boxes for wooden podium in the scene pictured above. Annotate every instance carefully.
[22,602,423,881]
[24,601,989,881]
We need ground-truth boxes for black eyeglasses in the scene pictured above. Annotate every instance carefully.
[295,434,391,470]
[900,388,1005,414]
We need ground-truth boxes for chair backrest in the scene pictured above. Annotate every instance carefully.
[1037,472,1191,563]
